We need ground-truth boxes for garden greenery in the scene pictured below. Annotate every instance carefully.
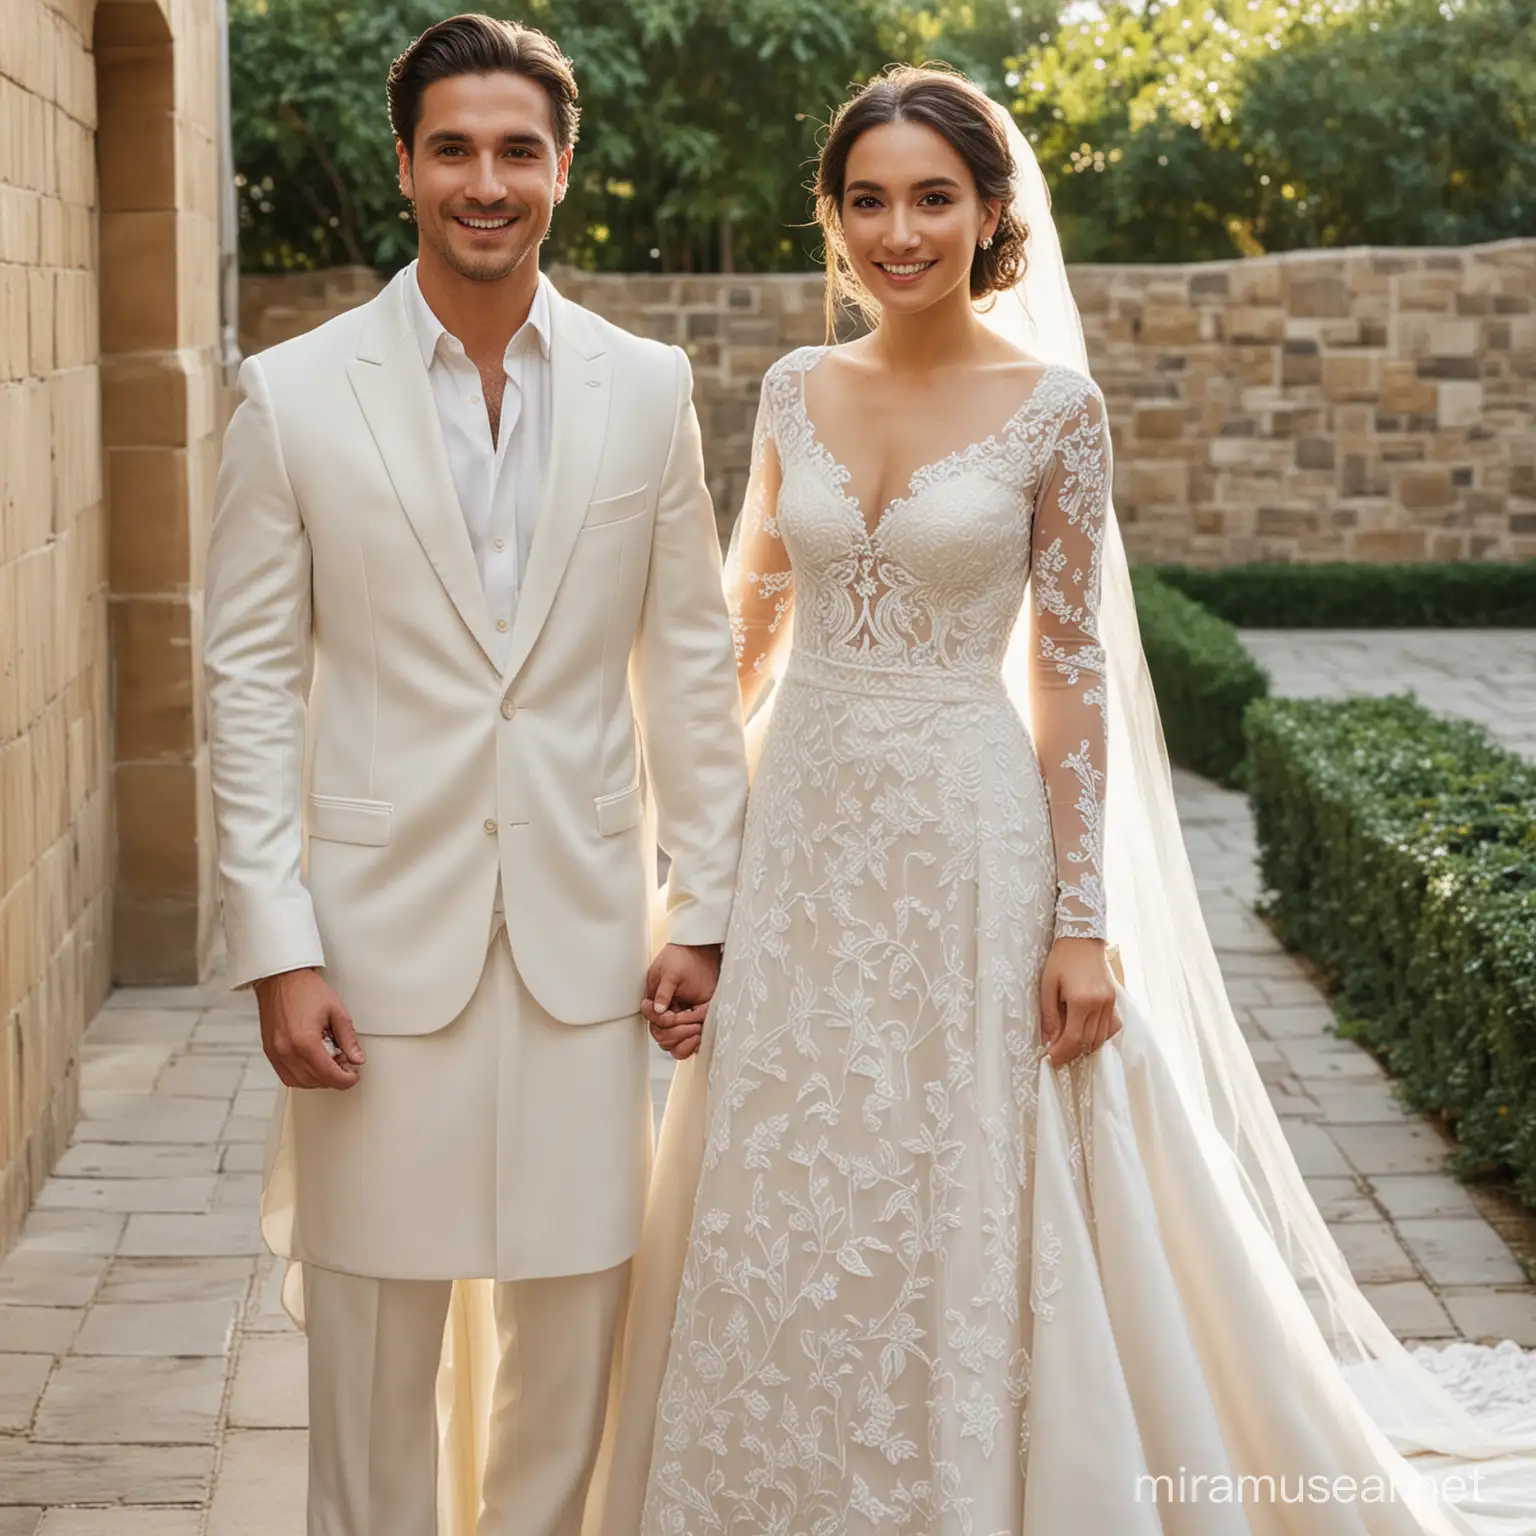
[1246,695,1536,1201]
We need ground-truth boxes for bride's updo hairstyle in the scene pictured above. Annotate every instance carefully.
[815,63,1029,330]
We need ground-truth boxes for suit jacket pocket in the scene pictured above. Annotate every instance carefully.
[582,486,650,528]
[308,794,393,846]
[595,783,643,836]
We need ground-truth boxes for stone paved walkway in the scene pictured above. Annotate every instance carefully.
[3,635,1535,1529]
[1240,629,1536,761]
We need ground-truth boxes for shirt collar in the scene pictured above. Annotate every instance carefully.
[407,260,553,371]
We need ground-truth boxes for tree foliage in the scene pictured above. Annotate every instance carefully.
[230,0,1057,273]
[1011,0,1536,261]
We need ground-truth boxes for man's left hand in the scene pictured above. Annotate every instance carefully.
[643,943,721,1061]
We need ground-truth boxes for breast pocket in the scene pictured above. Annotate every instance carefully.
[582,486,650,529]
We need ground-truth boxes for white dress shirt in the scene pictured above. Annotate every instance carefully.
[407,260,552,666]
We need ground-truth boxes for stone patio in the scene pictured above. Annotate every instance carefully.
[2,633,1535,1528]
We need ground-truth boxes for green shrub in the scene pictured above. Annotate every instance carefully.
[1154,562,1536,629]
[1246,695,1536,1200]
[1131,567,1270,787]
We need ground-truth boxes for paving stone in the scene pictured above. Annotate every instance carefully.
[73,1099,230,1147]
[1304,1177,1376,1224]
[97,1258,256,1307]
[0,1443,212,1504]
[118,1213,262,1259]
[0,1514,41,1536]
[34,1356,226,1443]
[1274,1036,1386,1083]
[1305,1081,1408,1126]
[1281,1120,1352,1178]
[243,1259,299,1335]
[1397,1219,1527,1287]
[210,1174,263,1213]
[228,1333,306,1429]
[1369,1174,1481,1222]
[1328,1220,1420,1284]
[52,1144,219,1181]
[0,1353,53,1431]
[98,990,205,1014]
[205,1429,306,1535]
[219,1116,270,1145]
[154,1058,245,1099]
[217,1142,266,1175]
[0,1251,109,1307]
[8,1212,125,1257]
[1360,1280,1457,1340]
[83,1012,198,1048]
[78,1046,176,1095]
[0,1308,84,1355]
[1442,1290,1536,1348]
[34,1178,217,1215]
[72,1300,238,1358]
[1250,1003,1337,1039]
[1330,1122,1453,1177]
[190,1020,256,1050]
[37,1515,200,1536]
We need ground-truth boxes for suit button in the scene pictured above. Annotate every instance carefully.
[500,697,516,720]
[483,818,497,835]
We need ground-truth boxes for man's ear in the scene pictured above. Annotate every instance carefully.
[396,137,413,202]
[553,145,573,205]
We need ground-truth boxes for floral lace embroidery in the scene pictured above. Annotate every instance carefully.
[642,349,1115,1535]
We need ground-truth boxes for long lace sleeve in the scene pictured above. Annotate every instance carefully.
[1028,380,1112,941]
[724,368,793,718]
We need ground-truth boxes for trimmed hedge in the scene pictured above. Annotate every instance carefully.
[1155,561,1536,629]
[1131,567,1270,788]
[1246,694,1536,1200]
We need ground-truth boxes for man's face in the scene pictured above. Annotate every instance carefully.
[397,71,571,284]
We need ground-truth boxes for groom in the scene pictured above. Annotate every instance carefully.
[203,14,748,1533]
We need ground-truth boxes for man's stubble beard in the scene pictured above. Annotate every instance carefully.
[420,205,547,284]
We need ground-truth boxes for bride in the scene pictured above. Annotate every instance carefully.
[582,63,1536,1536]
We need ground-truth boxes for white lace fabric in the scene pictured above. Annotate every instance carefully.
[726,347,1112,942]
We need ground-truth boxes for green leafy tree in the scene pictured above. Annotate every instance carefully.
[230,0,1056,273]
[1012,0,1536,261]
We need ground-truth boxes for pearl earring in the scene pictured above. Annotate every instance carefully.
[979,235,994,251]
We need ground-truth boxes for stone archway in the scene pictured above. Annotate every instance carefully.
[96,0,223,985]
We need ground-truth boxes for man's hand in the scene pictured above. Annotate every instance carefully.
[255,968,366,1090]
[642,943,721,1062]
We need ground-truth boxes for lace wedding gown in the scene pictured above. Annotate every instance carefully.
[623,348,1509,1536]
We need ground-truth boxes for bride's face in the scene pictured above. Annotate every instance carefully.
[839,118,1000,316]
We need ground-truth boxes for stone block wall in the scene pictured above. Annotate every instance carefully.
[241,241,1536,563]
[0,0,227,1257]
[0,0,112,1251]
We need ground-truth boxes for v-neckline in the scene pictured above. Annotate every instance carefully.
[796,349,1061,544]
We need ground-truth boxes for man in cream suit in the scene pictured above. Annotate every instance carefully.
[203,16,747,1534]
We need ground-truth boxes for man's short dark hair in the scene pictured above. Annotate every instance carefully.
[386,14,580,156]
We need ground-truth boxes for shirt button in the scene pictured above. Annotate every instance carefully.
[493,538,506,551]
[470,394,482,405]
[501,697,516,720]
[483,818,497,835]
[495,618,509,633]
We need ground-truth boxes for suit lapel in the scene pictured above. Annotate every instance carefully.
[346,273,498,669]
[503,288,611,686]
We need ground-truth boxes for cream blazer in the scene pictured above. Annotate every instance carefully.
[203,269,749,1032]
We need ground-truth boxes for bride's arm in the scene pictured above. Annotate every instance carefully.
[1028,379,1116,1064]
[725,375,794,718]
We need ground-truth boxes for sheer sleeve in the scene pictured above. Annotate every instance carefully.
[723,367,794,718]
[1028,379,1112,941]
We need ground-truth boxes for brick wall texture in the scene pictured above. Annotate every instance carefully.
[0,0,226,1257]
[243,240,1536,563]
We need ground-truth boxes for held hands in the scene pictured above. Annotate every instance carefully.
[1040,936,1121,1069]
[254,968,367,1090]
[643,943,722,1061]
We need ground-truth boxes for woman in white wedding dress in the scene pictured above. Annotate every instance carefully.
[578,65,1536,1536]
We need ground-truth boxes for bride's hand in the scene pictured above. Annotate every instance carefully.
[1040,937,1119,1068]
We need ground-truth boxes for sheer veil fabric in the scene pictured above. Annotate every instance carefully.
[268,98,1536,1533]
